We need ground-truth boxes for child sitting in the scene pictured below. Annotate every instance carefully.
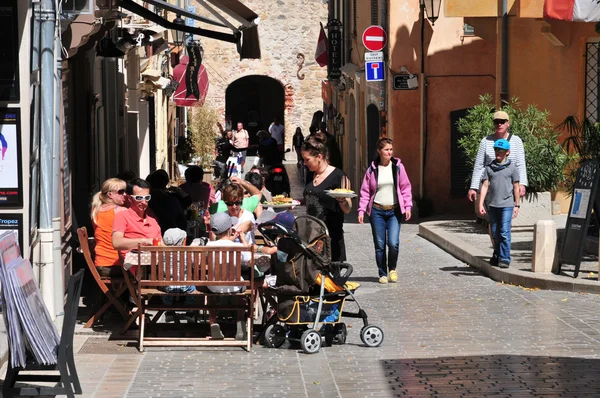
[205,212,257,340]
[477,138,520,268]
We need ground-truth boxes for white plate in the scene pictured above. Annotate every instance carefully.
[263,200,301,209]
[325,190,357,198]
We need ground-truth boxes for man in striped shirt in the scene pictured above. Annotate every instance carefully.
[467,111,528,202]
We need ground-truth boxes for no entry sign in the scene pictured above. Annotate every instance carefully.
[362,25,387,52]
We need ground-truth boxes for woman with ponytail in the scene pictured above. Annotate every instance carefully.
[357,138,413,284]
[301,132,352,261]
[91,178,127,277]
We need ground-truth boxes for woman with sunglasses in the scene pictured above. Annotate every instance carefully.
[302,132,352,262]
[90,178,127,277]
[209,183,256,245]
[467,111,528,205]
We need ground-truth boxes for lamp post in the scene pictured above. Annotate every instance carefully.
[171,15,185,46]
[422,0,441,25]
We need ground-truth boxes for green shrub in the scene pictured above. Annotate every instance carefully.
[457,94,570,193]
[188,105,220,167]
[559,116,600,193]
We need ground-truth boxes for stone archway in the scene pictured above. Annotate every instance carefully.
[225,75,285,153]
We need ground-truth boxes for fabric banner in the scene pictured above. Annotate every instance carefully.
[315,22,328,67]
[544,0,600,22]
[185,44,202,99]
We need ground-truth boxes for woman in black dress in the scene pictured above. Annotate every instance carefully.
[301,132,352,261]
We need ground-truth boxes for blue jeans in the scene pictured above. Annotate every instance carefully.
[487,206,513,264]
[369,206,402,277]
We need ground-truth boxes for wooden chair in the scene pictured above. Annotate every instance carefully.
[76,227,129,328]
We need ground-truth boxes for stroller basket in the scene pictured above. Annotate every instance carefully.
[278,294,346,325]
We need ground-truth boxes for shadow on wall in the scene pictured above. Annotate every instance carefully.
[389,17,496,216]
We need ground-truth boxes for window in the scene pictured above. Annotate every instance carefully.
[585,40,600,123]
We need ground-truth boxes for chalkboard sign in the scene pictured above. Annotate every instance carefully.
[558,160,600,277]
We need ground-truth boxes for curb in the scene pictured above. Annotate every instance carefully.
[419,221,600,294]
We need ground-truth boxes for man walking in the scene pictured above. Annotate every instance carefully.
[232,122,249,173]
[269,116,285,160]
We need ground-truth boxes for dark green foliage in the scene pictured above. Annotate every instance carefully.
[559,116,600,193]
[176,135,195,164]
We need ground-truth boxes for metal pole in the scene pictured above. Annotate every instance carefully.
[53,44,64,317]
[39,0,57,318]
[501,0,508,103]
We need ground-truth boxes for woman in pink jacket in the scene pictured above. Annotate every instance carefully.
[358,138,413,284]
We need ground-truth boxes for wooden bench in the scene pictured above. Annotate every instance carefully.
[134,245,255,351]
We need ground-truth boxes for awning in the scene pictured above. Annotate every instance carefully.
[196,0,261,59]
[118,0,261,59]
[172,56,209,107]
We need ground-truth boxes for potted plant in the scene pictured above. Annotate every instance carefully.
[457,95,570,225]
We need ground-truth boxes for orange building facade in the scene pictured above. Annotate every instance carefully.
[331,0,598,215]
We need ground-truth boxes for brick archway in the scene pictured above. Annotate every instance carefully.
[226,75,285,154]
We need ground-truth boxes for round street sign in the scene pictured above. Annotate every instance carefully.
[362,25,387,52]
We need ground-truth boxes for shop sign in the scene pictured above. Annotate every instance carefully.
[0,109,22,207]
[0,213,22,251]
[327,19,342,81]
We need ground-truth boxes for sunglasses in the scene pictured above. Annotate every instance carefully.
[114,189,126,195]
[131,195,151,202]
[225,201,242,207]
[493,119,508,125]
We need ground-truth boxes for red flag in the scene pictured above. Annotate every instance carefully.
[315,22,328,67]
[544,0,600,21]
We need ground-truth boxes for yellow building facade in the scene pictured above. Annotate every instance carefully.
[333,0,598,215]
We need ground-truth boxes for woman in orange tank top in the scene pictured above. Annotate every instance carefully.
[91,178,127,277]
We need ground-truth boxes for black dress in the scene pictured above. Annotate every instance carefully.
[304,168,347,262]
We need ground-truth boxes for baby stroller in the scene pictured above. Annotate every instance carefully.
[257,215,384,354]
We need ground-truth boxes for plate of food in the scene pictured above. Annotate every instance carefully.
[325,188,357,198]
[264,196,301,208]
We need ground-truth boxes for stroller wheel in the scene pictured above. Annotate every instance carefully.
[264,324,286,348]
[360,325,384,347]
[334,323,347,345]
[300,329,322,354]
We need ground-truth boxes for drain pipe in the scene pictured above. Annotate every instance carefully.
[500,0,508,103]
[419,0,425,198]
[31,3,41,283]
[38,0,57,318]
[380,0,388,136]
[52,42,64,317]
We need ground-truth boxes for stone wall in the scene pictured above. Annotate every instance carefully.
[196,0,328,147]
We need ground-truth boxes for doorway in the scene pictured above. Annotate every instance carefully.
[366,104,380,164]
[346,94,357,190]
[225,76,285,154]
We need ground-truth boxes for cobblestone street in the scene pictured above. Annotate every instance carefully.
[65,219,600,397]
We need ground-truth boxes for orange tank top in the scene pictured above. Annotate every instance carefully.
[93,207,121,267]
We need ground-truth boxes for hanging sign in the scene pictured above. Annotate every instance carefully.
[185,44,202,99]
[327,19,342,80]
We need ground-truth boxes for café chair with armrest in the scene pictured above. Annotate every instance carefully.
[76,227,129,328]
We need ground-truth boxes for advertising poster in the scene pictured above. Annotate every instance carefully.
[0,109,22,207]
[0,213,22,252]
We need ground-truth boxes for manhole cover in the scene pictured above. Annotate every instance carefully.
[78,338,140,355]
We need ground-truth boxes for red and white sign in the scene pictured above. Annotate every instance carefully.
[544,0,600,21]
[362,25,387,52]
